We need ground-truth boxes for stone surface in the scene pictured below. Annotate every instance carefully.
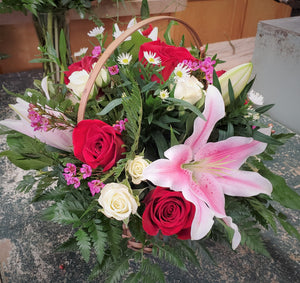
[0,70,299,282]
[252,16,300,134]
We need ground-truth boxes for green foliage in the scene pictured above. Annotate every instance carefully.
[0,133,59,170]
[140,0,150,20]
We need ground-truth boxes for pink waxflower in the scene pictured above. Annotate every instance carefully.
[28,104,50,132]
[88,180,104,196]
[63,172,80,189]
[80,164,92,179]
[64,163,77,175]
[199,57,216,83]
[92,46,102,58]
[108,65,119,75]
[143,85,272,250]
[113,118,128,133]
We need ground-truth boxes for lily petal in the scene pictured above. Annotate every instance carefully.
[182,188,215,240]
[217,170,272,197]
[41,76,50,100]
[195,135,269,171]
[185,85,225,153]
[190,172,226,218]
[143,144,192,191]
[148,27,158,41]
[222,216,241,250]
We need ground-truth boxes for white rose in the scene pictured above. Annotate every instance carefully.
[126,156,150,185]
[67,70,89,97]
[98,183,138,221]
[174,75,204,105]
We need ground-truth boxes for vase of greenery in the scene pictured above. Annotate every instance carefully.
[0,0,100,82]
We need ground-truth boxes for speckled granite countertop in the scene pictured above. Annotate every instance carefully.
[0,70,299,283]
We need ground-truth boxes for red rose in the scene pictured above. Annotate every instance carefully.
[72,119,125,171]
[64,56,98,84]
[216,70,226,77]
[138,40,197,83]
[142,24,153,37]
[142,186,195,239]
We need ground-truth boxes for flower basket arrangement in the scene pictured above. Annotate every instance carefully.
[1,15,300,282]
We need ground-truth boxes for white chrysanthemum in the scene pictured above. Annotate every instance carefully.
[248,89,264,106]
[143,51,161,65]
[117,53,132,65]
[74,47,88,57]
[87,26,105,37]
[159,89,169,100]
[113,23,132,41]
[173,62,191,81]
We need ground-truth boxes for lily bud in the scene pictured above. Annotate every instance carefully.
[219,62,253,106]
[95,67,111,88]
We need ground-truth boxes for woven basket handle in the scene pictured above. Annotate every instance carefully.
[77,15,202,123]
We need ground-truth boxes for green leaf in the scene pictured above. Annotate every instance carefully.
[247,198,277,231]
[59,29,68,69]
[140,0,150,19]
[170,126,179,147]
[166,97,205,120]
[151,131,168,158]
[228,79,235,106]
[255,104,275,114]
[89,220,107,264]
[240,226,270,257]
[152,243,186,270]
[75,229,91,263]
[164,20,177,46]
[56,237,78,252]
[277,214,300,241]
[15,174,37,193]
[105,253,132,283]
[139,259,166,283]
[252,130,283,145]
[249,158,300,210]
[97,98,123,116]
[2,133,58,170]
[213,69,221,93]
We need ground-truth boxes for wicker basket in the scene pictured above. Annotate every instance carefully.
[77,15,203,252]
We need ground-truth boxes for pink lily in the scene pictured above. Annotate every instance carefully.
[143,85,272,249]
[0,98,73,152]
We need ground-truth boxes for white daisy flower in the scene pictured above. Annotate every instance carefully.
[248,89,264,106]
[117,53,132,65]
[113,19,136,41]
[173,63,191,81]
[87,26,105,37]
[143,51,161,65]
[159,89,169,100]
[74,47,88,57]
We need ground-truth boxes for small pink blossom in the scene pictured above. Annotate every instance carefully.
[108,65,119,75]
[199,57,216,83]
[73,177,81,189]
[28,104,50,132]
[64,163,77,175]
[88,180,105,196]
[182,59,201,71]
[80,164,92,179]
[92,46,102,58]
[113,118,128,133]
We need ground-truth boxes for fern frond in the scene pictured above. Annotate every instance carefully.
[75,228,91,263]
[104,251,134,283]
[122,82,143,156]
[89,220,107,264]
[152,242,186,271]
